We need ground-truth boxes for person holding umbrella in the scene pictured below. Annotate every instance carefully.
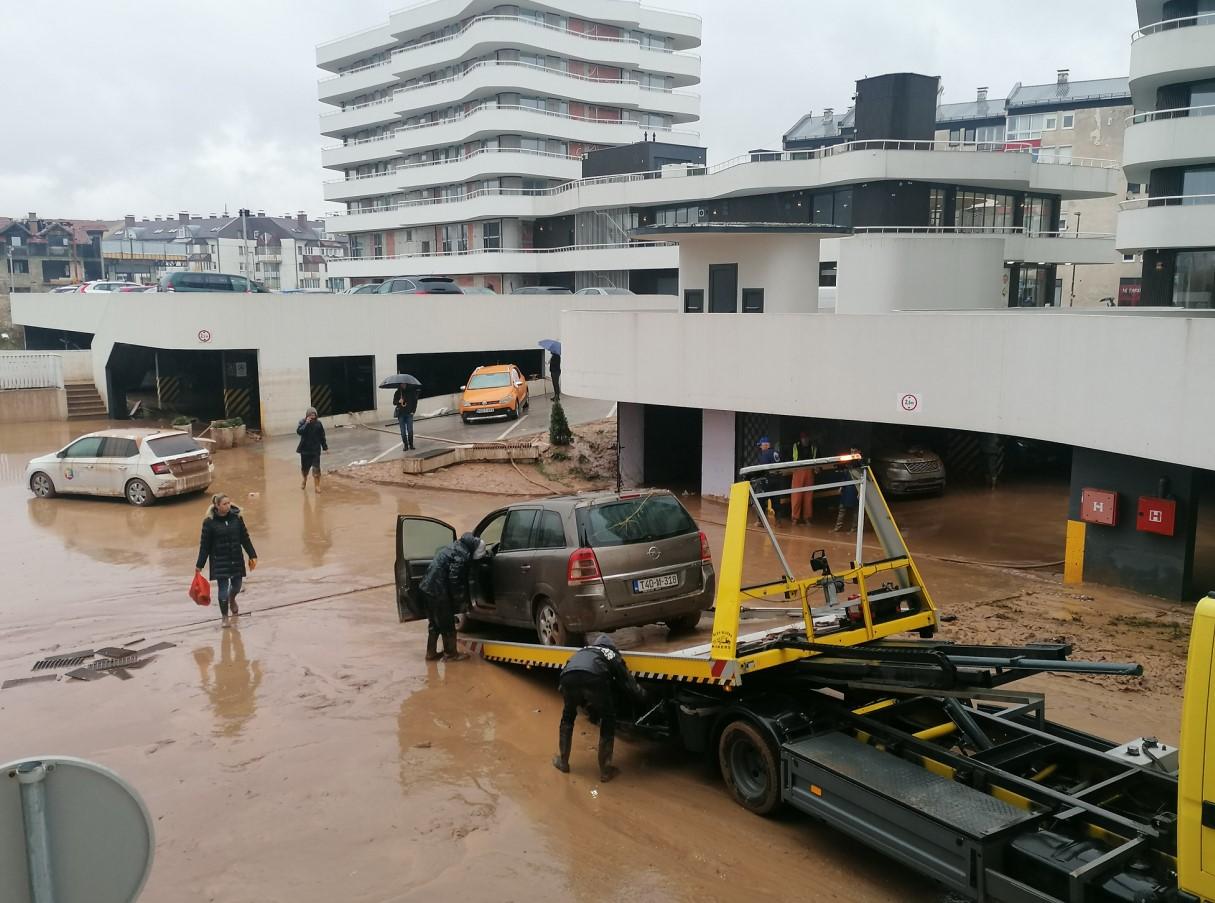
[381,374,422,452]
[539,339,561,401]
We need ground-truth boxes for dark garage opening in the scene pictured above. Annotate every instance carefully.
[309,355,375,417]
[644,404,702,488]
[397,349,544,397]
[24,326,93,352]
[105,343,261,428]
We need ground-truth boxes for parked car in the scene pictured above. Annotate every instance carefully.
[375,275,462,294]
[394,490,715,645]
[26,428,214,507]
[77,280,143,293]
[118,284,155,292]
[342,283,382,294]
[871,446,946,497]
[459,286,498,295]
[51,285,81,293]
[460,364,529,422]
[511,285,572,294]
[575,287,635,295]
[157,271,269,292]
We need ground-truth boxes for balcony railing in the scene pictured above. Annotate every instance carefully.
[339,240,675,262]
[1120,193,1215,209]
[323,147,582,185]
[1127,103,1215,124]
[1132,11,1215,40]
[853,226,1115,238]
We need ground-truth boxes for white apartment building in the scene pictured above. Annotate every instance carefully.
[315,0,702,292]
[1117,0,1215,307]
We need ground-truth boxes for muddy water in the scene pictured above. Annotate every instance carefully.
[0,422,1186,902]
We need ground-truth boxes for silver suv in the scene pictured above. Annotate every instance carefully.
[394,490,715,645]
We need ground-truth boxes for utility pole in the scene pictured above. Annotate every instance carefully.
[239,208,252,292]
[1069,211,1081,307]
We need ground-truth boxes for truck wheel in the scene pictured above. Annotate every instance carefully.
[665,611,702,635]
[718,720,782,816]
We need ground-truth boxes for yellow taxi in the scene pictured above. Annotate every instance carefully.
[460,364,530,423]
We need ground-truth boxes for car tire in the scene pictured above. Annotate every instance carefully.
[523,394,530,413]
[534,598,581,647]
[507,404,519,420]
[124,478,156,507]
[718,720,783,816]
[665,611,702,635]
[461,414,470,424]
[29,472,56,499]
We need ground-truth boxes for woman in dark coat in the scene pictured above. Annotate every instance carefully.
[195,492,258,624]
[296,406,328,493]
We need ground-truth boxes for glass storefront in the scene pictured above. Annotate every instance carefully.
[955,190,1016,231]
[1173,249,1215,307]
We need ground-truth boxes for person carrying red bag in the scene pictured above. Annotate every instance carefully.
[195,492,258,626]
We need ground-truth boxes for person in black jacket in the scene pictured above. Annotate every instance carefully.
[296,407,328,493]
[392,384,419,451]
[548,352,561,401]
[195,492,258,625]
[418,532,484,662]
[552,634,648,782]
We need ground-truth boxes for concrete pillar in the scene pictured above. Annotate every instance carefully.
[1066,447,1199,600]
[618,401,645,488]
[700,408,736,499]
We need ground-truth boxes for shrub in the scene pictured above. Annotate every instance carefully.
[549,399,573,446]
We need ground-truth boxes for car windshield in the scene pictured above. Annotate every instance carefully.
[580,494,696,547]
[147,434,203,457]
[467,373,510,389]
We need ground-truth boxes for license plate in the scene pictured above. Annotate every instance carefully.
[479,407,494,412]
[633,573,679,594]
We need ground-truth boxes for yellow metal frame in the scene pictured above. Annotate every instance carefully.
[468,466,939,689]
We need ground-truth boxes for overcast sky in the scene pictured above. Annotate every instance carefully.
[0,0,1137,221]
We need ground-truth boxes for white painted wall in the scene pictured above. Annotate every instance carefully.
[561,307,1215,471]
[678,234,819,313]
[618,401,645,487]
[836,234,1006,312]
[700,408,735,499]
[12,293,678,436]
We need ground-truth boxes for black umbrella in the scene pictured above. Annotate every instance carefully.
[379,374,421,389]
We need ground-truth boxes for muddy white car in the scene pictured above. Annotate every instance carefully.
[26,428,214,506]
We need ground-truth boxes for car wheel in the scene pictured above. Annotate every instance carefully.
[534,599,579,646]
[507,403,519,420]
[461,414,470,424]
[523,394,530,413]
[718,720,782,816]
[454,612,480,632]
[125,478,156,507]
[29,472,56,499]
[665,611,702,635]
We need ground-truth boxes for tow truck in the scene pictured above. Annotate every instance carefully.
[453,454,1215,902]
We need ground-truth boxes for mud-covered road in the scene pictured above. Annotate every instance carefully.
[0,419,1192,902]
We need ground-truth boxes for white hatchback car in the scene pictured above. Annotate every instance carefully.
[27,429,214,506]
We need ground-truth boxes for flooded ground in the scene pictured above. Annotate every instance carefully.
[0,417,1195,902]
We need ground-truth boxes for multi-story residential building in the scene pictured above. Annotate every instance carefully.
[316,0,702,292]
[1117,0,1215,307]
[1,214,110,292]
[105,212,348,291]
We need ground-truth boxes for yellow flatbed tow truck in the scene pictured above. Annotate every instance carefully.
[452,455,1215,903]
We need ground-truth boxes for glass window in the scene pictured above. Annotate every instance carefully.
[478,512,507,546]
[578,494,697,548]
[1173,249,1215,307]
[948,128,962,147]
[534,511,567,549]
[1182,166,1215,198]
[1190,79,1215,110]
[955,190,1015,231]
[482,221,501,250]
[1061,112,1074,129]
[101,437,139,458]
[468,372,511,389]
[1044,114,1058,130]
[499,509,539,551]
[929,188,946,227]
[64,436,105,458]
[147,434,203,457]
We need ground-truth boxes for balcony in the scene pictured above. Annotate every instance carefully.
[318,95,402,138]
[315,23,397,72]
[1129,13,1215,108]
[1117,195,1215,251]
[321,133,402,170]
[1123,106,1215,183]
[852,226,1120,267]
[326,241,678,278]
[317,61,400,105]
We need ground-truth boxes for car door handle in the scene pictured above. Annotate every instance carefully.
[519,564,532,572]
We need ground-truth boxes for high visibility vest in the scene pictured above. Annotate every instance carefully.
[792,442,817,461]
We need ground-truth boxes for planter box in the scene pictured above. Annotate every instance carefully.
[210,423,247,449]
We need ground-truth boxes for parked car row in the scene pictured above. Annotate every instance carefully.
[49,274,639,296]
[341,277,635,296]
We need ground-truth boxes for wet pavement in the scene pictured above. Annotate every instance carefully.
[0,417,1187,902]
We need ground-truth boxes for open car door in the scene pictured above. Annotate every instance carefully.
[395,515,456,622]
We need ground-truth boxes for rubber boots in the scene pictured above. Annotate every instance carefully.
[552,721,573,773]
[598,735,620,782]
[425,632,442,661]
[442,631,468,661]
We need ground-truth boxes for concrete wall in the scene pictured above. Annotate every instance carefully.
[0,388,66,423]
[677,234,819,313]
[12,292,677,436]
[618,401,644,487]
[562,307,1215,471]
[837,234,1006,312]
[700,408,735,498]
[61,350,93,383]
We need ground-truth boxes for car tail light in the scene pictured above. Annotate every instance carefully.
[567,547,602,585]
[698,530,711,562]
[150,462,171,475]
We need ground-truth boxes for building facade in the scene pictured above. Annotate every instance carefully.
[316,0,702,292]
[1,214,110,292]
[105,213,348,291]
[1117,0,1215,307]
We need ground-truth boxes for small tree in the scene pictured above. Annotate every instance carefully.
[549,399,573,446]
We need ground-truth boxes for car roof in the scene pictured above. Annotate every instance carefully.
[386,275,454,281]
[81,428,189,440]
[521,489,675,512]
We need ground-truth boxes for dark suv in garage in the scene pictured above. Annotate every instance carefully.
[394,490,715,645]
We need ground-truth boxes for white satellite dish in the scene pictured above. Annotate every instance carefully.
[0,757,154,903]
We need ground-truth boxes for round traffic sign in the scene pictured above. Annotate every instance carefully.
[900,393,919,412]
[197,329,212,343]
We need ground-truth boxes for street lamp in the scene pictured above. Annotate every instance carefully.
[238,208,252,293]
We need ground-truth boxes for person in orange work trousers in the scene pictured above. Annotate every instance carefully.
[790,431,818,525]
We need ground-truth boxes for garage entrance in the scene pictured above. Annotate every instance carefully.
[309,355,375,416]
[643,404,702,488]
[105,343,261,428]
[396,349,544,397]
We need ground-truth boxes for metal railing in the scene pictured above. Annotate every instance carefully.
[0,352,63,390]
[323,147,582,185]
[1127,103,1215,124]
[853,226,1116,238]
[1120,193,1215,210]
[337,240,676,263]
[1132,11,1215,40]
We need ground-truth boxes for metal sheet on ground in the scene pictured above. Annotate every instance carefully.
[1,675,58,691]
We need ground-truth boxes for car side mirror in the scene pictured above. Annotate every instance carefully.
[460,385,467,391]
[513,381,523,387]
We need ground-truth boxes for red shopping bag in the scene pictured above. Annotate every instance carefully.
[189,572,211,606]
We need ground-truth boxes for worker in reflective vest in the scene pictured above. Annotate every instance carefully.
[791,431,818,525]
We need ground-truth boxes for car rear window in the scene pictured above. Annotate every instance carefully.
[579,494,697,547]
[468,373,510,389]
[147,434,203,457]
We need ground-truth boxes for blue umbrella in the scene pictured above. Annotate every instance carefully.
[538,339,561,355]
